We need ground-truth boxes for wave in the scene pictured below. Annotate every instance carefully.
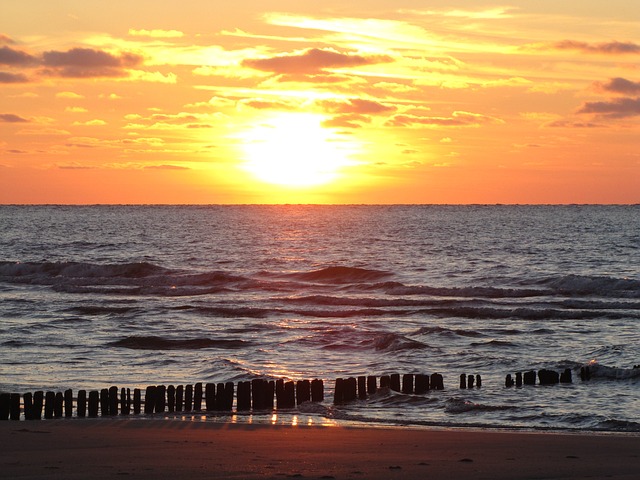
[281,266,393,284]
[0,260,166,279]
[540,274,640,298]
[445,398,517,414]
[108,335,251,350]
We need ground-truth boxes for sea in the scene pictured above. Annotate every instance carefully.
[1,205,638,432]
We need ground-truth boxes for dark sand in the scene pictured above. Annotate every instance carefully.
[1,419,638,479]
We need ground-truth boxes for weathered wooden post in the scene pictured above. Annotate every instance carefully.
[121,388,130,415]
[414,374,429,394]
[77,390,87,417]
[167,385,176,412]
[144,386,156,414]
[344,377,357,402]
[184,384,193,412]
[44,391,55,419]
[333,378,344,404]
[33,391,44,420]
[205,383,216,411]
[311,379,324,402]
[88,391,99,417]
[252,379,266,410]
[237,381,251,411]
[367,376,377,395]
[297,380,311,405]
[194,383,203,411]
[357,376,367,399]
[515,372,523,387]
[283,381,295,409]
[155,385,166,413]
[54,392,64,418]
[0,393,9,420]
[476,375,482,388]
[560,368,572,384]
[10,394,20,420]
[379,375,391,389]
[580,366,591,381]
[133,389,141,415]
[100,388,109,416]
[266,381,275,410]
[223,382,234,411]
[523,371,536,385]
[109,386,118,415]
[175,385,184,412]
[64,389,73,417]
[467,375,475,389]
[402,374,414,394]
[460,374,467,389]
[430,373,444,390]
[23,392,34,420]
[390,373,401,392]
[505,374,514,387]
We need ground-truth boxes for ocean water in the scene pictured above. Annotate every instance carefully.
[1,205,639,432]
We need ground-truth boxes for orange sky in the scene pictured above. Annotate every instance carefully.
[1,0,639,204]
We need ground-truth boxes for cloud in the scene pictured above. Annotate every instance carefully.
[546,120,607,128]
[594,77,640,95]
[41,47,143,78]
[577,97,640,118]
[242,48,393,74]
[56,91,85,99]
[386,111,503,127]
[0,71,28,83]
[534,40,640,55]
[322,114,371,129]
[0,45,38,65]
[128,29,184,38]
[0,113,29,123]
[318,98,396,115]
[144,164,190,170]
[73,119,107,126]
[0,34,16,44]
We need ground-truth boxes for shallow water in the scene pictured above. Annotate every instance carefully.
[1,205,638,431]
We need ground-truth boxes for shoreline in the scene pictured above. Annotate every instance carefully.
[1,419,638,479]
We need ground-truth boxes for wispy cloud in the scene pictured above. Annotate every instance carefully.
[577,97,640,118]
[594,77,640,95]
[0,113,29,123]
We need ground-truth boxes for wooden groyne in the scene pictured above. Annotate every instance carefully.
[505,368,573,387]
[1,373,444,421]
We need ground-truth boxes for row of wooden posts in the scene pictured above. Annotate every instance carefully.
[0,373,446,421]
[505,368,573,387]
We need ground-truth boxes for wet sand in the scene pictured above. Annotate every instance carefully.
[1,419,638,479]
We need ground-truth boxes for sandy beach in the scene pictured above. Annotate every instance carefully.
[1,419,638,479]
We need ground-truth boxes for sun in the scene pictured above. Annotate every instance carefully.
[240,112,353,188]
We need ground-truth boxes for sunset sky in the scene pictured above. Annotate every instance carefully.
[1,0,639,204]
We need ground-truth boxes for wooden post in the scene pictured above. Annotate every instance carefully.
[223,382,234,411]
[64,389,73,417]
[184,385,193,412]
[100,388,109,416]
[467,375,475,389]
[476,375,482,388]
[296,380,311,405]
[155,385,166,413]
[283,381,295,409]
[77,390,87,417]
[430,373,444,390]
[121,388,130,415]
[505,374,514,387]
[266,381,275,410]
[276,380,285,409]
[460,374,467,389]
[215,383,225,411]
[109,386,118,415]
[333,378,344,404]
[524,371,536,385]
[144,386,156,414]
[10,394,20,420]
[402,374,414,394]
[252,379,266,410]
[194,383,203,411]
[379,375,390,389]
[23,392,33,420]
[414,374,429,394]
[88,391,99,417]
[344,377,357,402]
[390,374,401,392]
[167,385,176,412]
[367,376,377,395]
[33,391,44,420]
[44,392,55,419]
[515,372,523,387]
[133,389,141,415]
[54,392,64,418]
[311,379,324,402]
[357,376,367,399]
[237,381,251,411]
[0,393,9,420]
[205,384,215,411]
[560,368,572,384]
[175,385,184,412]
